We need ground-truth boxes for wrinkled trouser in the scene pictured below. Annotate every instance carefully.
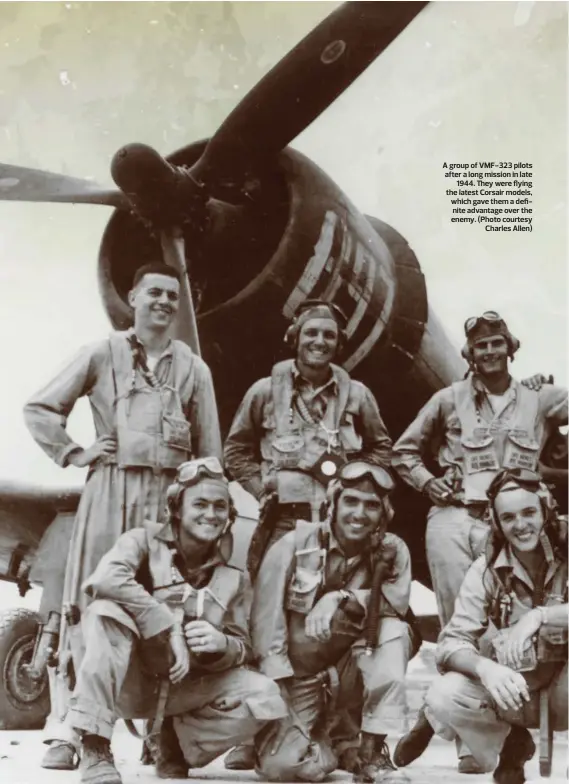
[65,601,287,768]
[425,663,568,773]
[258,622,412,782]
[426,505,490,628]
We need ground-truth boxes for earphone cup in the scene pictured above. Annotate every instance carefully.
[284,325,298,349]
[461,343,472,362]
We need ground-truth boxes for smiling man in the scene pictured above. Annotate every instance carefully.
[391,311,567,773]
[60,458,286,784]
[397,468,567,784]
[252,460,416,783]
[24,262,222,769]
[224,299,392,581]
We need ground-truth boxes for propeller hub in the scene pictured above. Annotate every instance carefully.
[111,143,207,231]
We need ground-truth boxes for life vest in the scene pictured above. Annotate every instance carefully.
[108,334,195,470]
[144,522,242,629]
[452,379,541,502]
[263,361,362,505]
[284,521,369,616]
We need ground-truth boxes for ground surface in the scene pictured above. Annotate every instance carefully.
[1,645,567,784]
[0,724,567,784]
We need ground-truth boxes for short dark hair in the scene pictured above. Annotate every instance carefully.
[131,263,181,290]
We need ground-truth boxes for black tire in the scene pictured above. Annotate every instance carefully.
[0,608,50,729]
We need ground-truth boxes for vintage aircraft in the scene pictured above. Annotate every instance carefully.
[0,1,566,733]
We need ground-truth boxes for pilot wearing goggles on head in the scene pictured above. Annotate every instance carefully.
[58,457,287,784]
[245,459,419,783]
[223,298,393,590]
[391,310,567,774]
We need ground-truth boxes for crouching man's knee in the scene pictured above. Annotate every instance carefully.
[256,720,336,782]
[426,672,472,725]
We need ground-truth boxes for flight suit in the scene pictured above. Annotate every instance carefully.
[225,360,392,560]
[252,521,413,781]
[24,330,222,746]
[64,521,287,765]
[425,533,568,772]
[392,376,567,625]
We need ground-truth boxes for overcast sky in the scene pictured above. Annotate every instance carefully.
[0,0,565,494]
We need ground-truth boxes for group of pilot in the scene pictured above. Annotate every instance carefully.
[24,262,568,784]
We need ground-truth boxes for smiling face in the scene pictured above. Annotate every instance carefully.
[128,272,180,332]
[179,479,230,545]
[471,334,509,377]
[333,486,383,546]
[296,316,339,369]
[494,486,545,554]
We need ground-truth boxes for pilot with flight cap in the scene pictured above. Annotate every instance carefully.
[391,310,567,774]
[23,262,222,770]
[224,298,393,581]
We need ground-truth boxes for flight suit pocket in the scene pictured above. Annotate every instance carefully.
[461,436,499,474]
[162,414,191,452]
[502,433,539,471]
[271,434,305,470]
[286,567,323,615]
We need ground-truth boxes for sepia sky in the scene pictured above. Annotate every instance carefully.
[0,0,566,491]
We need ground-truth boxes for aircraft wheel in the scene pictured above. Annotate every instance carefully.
[0,608,50,729]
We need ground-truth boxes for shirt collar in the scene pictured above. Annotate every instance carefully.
[493,530,559,589]
[292,362,338,393]
[326,522,369,565]
[126,328,173,359]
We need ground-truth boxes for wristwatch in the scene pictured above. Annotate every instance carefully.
[337,589,354,608]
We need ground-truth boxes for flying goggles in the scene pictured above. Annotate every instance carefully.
[338,461,395,494]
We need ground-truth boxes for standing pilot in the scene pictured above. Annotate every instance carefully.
[24,262,222,770]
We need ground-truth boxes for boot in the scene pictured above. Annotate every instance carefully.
[393,710,434,767]
[79,734,122,784]
[458,754,484,774]
[40,740,79,770]
[493,726,535,784]
[353,733,409,783]
[154,718,188,779]
[224,743,256,770]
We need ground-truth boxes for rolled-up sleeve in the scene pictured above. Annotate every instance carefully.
[224,379,269,500]
[188,357,223,460]
[436,556,492,672]
[251,531,296,680]
[23,343,100,467]
[538,385,568,426]
[356,384,393,470]
[392,390,448,492]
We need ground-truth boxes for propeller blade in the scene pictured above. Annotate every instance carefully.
[190,1,428,187]
[160,229,202,356]
[0,163,127,207]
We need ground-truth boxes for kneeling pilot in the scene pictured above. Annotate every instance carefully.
[65,457,287,784]
[253,460,418,783]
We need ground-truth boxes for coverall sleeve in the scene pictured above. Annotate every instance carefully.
[82,529,176,640]
[23,342,101,467]
[435,556,492,673]
[251,531,297,680]
[188,357,223,460]
[538,385,568,426]
[391,389,448,491]
[223,379,268,500]
[194,571,254,672]
[356,384,393,470]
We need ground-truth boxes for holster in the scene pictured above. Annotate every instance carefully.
[247,493,280,581]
